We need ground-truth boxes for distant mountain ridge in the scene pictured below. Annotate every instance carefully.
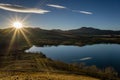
[1,27,120,49]
[67,27,120,35]
[0,27,120,37]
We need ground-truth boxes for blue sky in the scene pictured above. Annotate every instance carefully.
[0,0,120,30]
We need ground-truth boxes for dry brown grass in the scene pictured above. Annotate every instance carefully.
[0,72,100,80]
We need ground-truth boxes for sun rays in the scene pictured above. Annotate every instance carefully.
[19,29,32,46]
[7,19,32,54]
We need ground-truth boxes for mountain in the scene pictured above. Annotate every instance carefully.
[1,27,120,36]
[68,27,120,35]
[1,27,120,44]
[1,27,120,42]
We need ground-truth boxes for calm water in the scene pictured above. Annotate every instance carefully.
[25,44,120,73]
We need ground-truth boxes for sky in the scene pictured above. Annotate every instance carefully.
[0,0,120,30]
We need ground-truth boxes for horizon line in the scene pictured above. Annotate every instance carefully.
[1,26,120,31]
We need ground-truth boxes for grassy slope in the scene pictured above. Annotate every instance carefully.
[0,51,100,80]
[0,72,99,80]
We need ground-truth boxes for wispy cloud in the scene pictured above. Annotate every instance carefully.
[0,3,50,14]
[73,10,93,15]
[47,4,66,9]
[47,4,93,15]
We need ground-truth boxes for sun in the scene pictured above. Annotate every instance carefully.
[13,21,23,29]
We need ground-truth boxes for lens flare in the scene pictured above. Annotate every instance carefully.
[13,21,23,29]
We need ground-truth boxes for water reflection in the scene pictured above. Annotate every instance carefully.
[25,44,120,73]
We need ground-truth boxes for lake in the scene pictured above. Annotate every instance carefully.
[25,44,120,73]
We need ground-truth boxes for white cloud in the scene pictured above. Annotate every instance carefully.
[73,10,93,15]
[47,4,93,15]
[47,4,66,9]
[0,3,50,14]
[80,11,93,15]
